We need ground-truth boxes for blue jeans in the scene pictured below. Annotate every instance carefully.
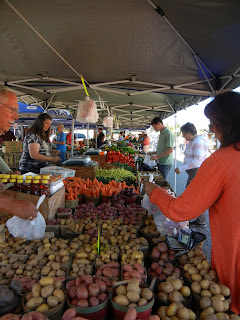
[59,152,66,163]
[158,164,171,179]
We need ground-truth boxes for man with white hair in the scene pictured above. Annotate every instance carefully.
[0,87,38,219]
[53,123,66,163]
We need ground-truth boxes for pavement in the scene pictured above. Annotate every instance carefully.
[166,151,212,262]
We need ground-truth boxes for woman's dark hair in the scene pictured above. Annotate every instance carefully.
[204,91,240,150]
[28,113,52,142]
[180,122,197,135]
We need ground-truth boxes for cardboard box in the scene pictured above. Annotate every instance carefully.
[2,141,22,153]
[89,155,106,167]
[63,162,99,180]
[40,166,75,179]
[0,187,65,220]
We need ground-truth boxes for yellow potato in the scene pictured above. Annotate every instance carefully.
[53,288,65,303]
[36,304,50,312]
[26,297,43,310]
[32,283,42,298]
[41,284,54,299]
[39,277,54,286]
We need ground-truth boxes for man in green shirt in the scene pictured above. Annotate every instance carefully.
[150,117,174,179]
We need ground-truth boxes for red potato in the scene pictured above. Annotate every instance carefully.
[88,283,100,297]
[62,308,77,320]
[28,312,47,320]
[66,280,76,290]
[95,280,107,293]
[133,263,144,274]
[98,292,108,303]
[159,274,167,281]
[151,247,160,259]
[68,286,78,300]
[22,315,33,320]
[165,263,174,270]
[155,266,163,276]
[163,268,172,276]
[129,270,141,279]
[100,262,119,269]
[160,253,169,261]
[123,264,133,272]
[169,254,175,261]
[157,242,168,253]
[1,315,21,320]
[81,275,93,284]
[76,299,89,308]
[76,286,88,300]
[76,277,82,286]
[71,299,78,306]
[102,268,119,278]
[151,262,159,270]
[96,269,102,276]
[158,260,165,267]
[123,307,137,320]
[89,296,99,307]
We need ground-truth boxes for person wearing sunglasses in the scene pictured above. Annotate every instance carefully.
[145,91,240,314]
[0,87,38,220]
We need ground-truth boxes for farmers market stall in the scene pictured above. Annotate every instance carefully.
[0,168,239,320]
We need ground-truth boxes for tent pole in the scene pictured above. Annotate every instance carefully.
[71,117,74,158]
[95,125,98,149]
[21,124,24,141]
[174,111,177,194]
[87,123,89,147]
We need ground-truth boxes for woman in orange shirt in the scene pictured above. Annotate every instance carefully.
[145,92,240,314]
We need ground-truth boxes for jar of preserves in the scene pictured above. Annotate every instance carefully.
[9,178,16,191]
[40,180,50,197]
[16,179,24,192]
[24,180,32,194]
[32,179,40,196]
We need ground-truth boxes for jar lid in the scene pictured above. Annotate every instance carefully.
[10,174,17,179]
[41,180,49,184]
[17,180,24,183]
[9,179,16,183]
[3,174,10,179]
[1,179,8,183]
[25,180,32,184]
[33,180,40,183]
[34,175,41,179]
[26,175,33,179]
[42,175,50,180]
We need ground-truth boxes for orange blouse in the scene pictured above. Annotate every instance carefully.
[150,145,240,314]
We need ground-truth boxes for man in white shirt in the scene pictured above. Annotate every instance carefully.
[118,131,124,142]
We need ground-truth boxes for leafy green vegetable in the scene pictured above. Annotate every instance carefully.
[96,168,136,185]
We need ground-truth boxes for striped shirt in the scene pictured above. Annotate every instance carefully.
[179,135,208,172]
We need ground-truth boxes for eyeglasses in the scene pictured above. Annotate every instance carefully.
[0,102,19,114]
[209,122,215,132]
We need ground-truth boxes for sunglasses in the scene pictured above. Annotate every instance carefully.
[0,102,19,115]
[209,122,215,132]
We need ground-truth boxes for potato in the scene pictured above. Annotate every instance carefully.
[114,295,129,306]
[32,283,42,298]
[41,284,54,299]
[51,262,61,271]
[53,288,65,303]
[41,266,51,276]
[47,295,59,308]
[39,277,54,286]
[26,297,43,310]
[116,285,127,296]
[126,291,140,303]
[138,297,147,307]
[141,288,153,300]
[26,292,33,302]
[54,280,62,289]
[36,303,50,312]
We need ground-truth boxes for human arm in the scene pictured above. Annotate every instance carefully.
[0,156,12,174]
[147,152,227,222]
[151,147,173,160]
[0,196,37,219]
[175,168,180,174]
[28,143,60,163]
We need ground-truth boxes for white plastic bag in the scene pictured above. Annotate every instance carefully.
[103,116,114,128]
[142,193,161,215]
[143,155,156,168]
[6,195,46,240]
[76,97,99,123]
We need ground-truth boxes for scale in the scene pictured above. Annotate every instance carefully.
[84,148,103,156]
[62,155,92,166]
[165,230,206,255]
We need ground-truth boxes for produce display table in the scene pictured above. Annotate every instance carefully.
[63,162,99,180]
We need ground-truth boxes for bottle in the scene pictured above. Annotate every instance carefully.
[16,179,24,192]
[32,179,40,196]
[9,178,16,191]
[40,180,50,197]
[24,180,32,194]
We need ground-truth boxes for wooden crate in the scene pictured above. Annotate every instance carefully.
[89,155,106,167]
[0,187,65,220]
[63,163,99,180]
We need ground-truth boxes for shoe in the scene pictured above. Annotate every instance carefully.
[189,220,206,228]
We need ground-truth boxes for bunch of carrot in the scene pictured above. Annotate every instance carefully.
[64,177,139,200]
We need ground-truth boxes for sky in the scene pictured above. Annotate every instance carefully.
[164,86,240,130]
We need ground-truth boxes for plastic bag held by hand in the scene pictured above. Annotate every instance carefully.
[76,97,99,123]
[143,155,156,168]
[6,195,46,240]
